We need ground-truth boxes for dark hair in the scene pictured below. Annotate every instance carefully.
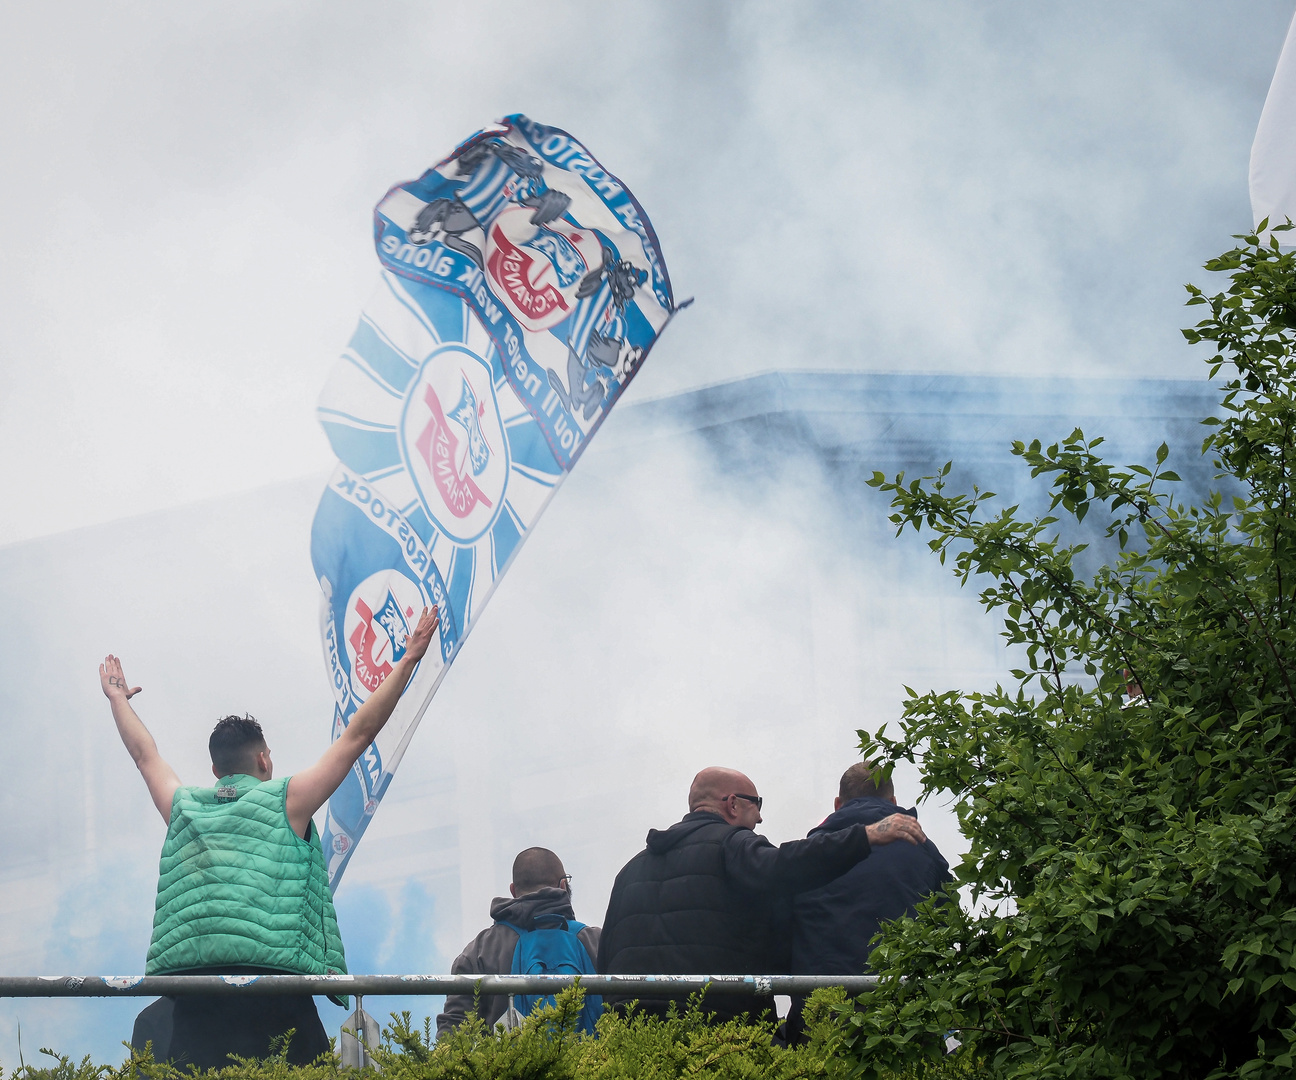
[839,761,895,802]
[209,714,266,777]
[511,847,566,894]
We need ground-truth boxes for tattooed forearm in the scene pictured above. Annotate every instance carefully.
[868,814,926,846]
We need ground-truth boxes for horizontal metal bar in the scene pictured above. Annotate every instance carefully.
[0,974,880,998]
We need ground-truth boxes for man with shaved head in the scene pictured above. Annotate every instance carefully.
[597,765,926,1023]
[792,761,951,977]
[785,761,952,1041]
[436,847,600,1037]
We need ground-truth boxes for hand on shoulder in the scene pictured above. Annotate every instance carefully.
[866,813,926,847]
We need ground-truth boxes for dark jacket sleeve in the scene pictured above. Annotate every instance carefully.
[723,822,872,894]
[928,839,954,896]
[435,925,518,1039]
[578,925,601,967]
[436,940,483,1038]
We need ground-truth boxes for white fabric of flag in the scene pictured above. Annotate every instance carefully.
[1251,12,1296,236]
[310,116,683,887]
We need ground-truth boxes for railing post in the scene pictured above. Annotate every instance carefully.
[340,994,380,1069]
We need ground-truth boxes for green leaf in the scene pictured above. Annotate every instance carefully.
[828,228,1296,1080]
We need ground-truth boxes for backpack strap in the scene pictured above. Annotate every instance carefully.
[531,912,573,932]
[496,920,529,985]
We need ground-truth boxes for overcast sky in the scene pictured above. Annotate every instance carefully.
[0,1,1292,547]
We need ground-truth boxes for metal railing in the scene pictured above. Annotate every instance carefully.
[0,974,880,998]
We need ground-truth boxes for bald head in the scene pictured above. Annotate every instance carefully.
[689,767,756,811]
[511,847,566,896]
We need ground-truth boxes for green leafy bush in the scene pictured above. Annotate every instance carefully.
[6,988,978,1079]
[11,1049,111,1080]
[368,987,974,1079]
[837,227,1296,1079]
[377,986,820,1080]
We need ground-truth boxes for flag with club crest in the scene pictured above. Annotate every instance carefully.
[311,115,682,886]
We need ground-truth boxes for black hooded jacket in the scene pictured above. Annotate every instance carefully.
[791,796,951,976]
[596,810,873,1020]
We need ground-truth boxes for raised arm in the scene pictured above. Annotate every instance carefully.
[286,606,439,838]
[100,655,182,826]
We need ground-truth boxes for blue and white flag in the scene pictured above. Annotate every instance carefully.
[311,115,682,886]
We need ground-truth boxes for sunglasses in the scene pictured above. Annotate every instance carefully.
[730,793,763,811]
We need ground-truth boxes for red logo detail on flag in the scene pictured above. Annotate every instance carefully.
[414,384,495,518]
[487,230,571,321]
[348,597,393,693]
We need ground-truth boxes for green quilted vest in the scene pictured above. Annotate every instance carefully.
[146,773,347,977]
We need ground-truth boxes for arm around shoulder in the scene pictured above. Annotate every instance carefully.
[725,823,873,893]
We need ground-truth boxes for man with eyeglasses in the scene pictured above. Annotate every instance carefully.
[596,766,926,1024]
[436,847,600,1037]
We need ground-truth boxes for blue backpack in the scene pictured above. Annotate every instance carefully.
[496,914,602,1034]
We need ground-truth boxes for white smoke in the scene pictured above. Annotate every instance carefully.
[0,1,1285,545]
[0,0,1283,1063]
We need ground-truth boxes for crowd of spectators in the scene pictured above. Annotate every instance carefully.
[101,636,951,1060]
[438,761,951,1040]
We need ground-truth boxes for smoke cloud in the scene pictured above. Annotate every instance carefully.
[0,1,1288,544]
[0,0,1285,1062]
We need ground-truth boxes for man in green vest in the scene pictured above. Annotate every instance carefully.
[99,605,440,1067]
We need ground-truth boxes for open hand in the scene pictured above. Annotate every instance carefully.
[100,655,142,701]
[866,813,926,847]
[404,606,440,664]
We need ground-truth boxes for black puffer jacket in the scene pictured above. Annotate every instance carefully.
[596,811,872,1020]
